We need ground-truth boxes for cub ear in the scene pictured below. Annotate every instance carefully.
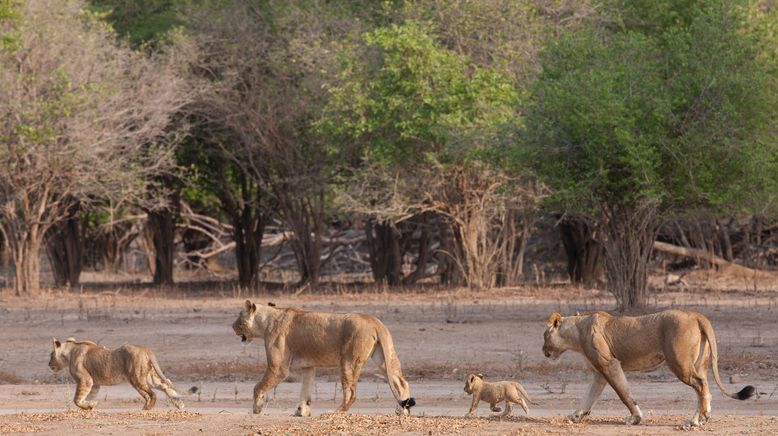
[245,300,256,314]
[547,312,562,329]
[52,337,61,348]
[476,373,484,379]
[267,302,276,307]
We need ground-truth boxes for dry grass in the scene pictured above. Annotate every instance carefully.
[255,413,489,436]
[0,368,21,384]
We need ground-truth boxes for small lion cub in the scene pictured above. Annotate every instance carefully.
[464,373,530,418]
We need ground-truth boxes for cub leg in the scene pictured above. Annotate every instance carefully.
[500,401,513,417]
[490,403,502,412]
[149,372,184,409]
[569,371,607,423]
[465,394,480,417]
[85,385,101,405]
[74,376,98,410]
[506,386,529,415]
[294,367,315,417]
[129,378,156,410]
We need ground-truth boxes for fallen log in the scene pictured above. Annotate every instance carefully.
[653,241,759,276]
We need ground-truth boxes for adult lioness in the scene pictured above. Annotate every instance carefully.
[542,310,755,426]
[49,337,184,411]
[232,300,415,416]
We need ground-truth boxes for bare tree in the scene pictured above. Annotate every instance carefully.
[185,0,361,288]
[0,0,193,295]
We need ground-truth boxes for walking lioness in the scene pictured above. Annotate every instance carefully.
[232,300,416,416]
[542,310,755,426]
[48,337,184,410]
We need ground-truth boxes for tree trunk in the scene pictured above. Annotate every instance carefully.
[147,195,180,286]
[10,230,44,296]
[559,216,604,288]
[437,220,465,286]
[45,205,83,287]
[402,223,432,285]
[278,187,325,289]
[366,221,403,286]
[232,200,266,288]
[602,203,659,311]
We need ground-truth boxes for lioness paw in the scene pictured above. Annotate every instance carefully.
[625,414,642,425]
[566,410,589,423]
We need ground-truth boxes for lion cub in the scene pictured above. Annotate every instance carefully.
[49,337,184,411]
[464,373,530,418]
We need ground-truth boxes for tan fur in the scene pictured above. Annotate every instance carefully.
[232,300,415,416]
[49,337,183,411]
[463,374,530,418]
[542,310,755,427]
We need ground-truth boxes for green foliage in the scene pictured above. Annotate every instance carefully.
[524,0,778,216]
[321,21,519,167]
[89,0,186,47]
[0,0,20,52]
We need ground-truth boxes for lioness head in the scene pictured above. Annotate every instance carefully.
[233,300,258,343]
[542,312,565,360]
[49,338,67,371]
[464,373,484,394]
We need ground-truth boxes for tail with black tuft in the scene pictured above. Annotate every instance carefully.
[399,397,416,410]
[737,385,756,400]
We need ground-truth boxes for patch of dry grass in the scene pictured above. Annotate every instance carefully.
[254,413,490,436]
[0,368,21,384]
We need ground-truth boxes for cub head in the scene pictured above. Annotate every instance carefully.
[232,300,258,343]
[48,338,67,371]
[464,373,484,394]
[542,312,565,360]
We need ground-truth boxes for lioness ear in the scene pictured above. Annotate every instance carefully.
[476,373,484,379]
[52,337,60,348]
[245,300,256,314]
[547,312,562,329]
[267,302,276,307]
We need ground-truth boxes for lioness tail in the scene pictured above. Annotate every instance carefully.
[375,323,414,410]
[698,316,756,400]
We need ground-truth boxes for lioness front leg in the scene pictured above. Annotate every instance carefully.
[294,367,315,417]
[599,360,642,425]
[253,366,288,414]
[568,371,607,423]
[74,377,98,410]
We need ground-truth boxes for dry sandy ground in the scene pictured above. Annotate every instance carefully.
[0,285,777,435]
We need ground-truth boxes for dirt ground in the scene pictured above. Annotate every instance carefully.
[0,283,777,435]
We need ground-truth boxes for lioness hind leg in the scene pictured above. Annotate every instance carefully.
[667,335,711,427]
[337,357,367,412]
[490,403,502,412]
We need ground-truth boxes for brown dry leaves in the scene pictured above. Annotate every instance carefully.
[249,414,488,436]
